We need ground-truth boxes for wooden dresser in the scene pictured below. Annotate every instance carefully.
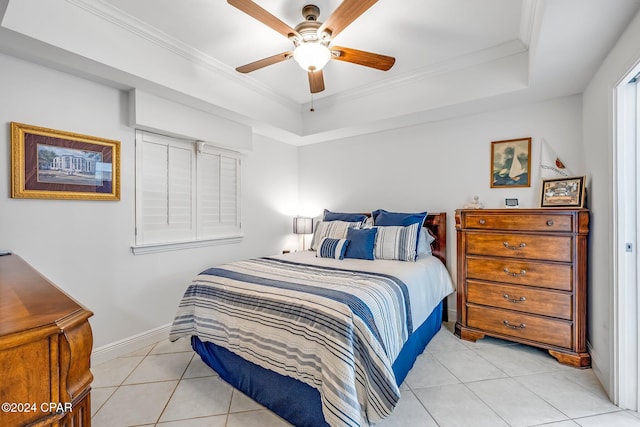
[454,208,590,367]
[0,254,93,427]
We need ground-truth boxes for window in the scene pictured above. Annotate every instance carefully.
[133,131,242,254]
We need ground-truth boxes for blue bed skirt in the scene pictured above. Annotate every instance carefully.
[191,301,444,427]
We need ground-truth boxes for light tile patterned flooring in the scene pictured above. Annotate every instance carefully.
[91,322,640,427]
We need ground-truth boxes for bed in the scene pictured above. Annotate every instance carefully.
[170,211,453,427]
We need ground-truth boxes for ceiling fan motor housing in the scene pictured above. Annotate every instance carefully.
[302,4,320,21]
[294,5,330,44]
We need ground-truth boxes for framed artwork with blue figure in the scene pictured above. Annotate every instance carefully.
[490,137,531,188]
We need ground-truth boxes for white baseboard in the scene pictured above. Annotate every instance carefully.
[91,323,172,366]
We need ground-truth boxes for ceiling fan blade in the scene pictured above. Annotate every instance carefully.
[236,51,293,73]
[318,0,377,39]
[331,46,395,71]
[308,69,325,93]
[228,0,300,39]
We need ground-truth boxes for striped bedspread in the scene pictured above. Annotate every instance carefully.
[170,257,414,427]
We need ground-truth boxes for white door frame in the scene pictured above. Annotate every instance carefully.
[613,65,640,411]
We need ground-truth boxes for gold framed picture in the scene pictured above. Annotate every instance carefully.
[11,122,120,200]
[491,137,532,188]
[540,176,586,208]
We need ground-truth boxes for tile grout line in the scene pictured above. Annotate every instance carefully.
[153,351,197,425]
[89,386,118,420]
[414,359,546,426]
[413,343,512,426]
[468,347,619,425]
[91,344,156,421]
[441,326,625,425]
[406,325,619,427]
[405,387,442,426]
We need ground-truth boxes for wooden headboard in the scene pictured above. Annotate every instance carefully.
[424,212,447,266]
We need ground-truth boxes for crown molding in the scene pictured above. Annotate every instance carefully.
[64,0,300,112]
[303,38,529,110]
[63,0,534,120]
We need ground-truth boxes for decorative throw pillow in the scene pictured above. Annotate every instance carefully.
[372,209,427,255]
[371,209,428,227]
[316,238,350,260]
[344,227,378,260]
[323,209,368,223]
[417,227,436,256]
[310,220,360,250]
[374,223,421,262]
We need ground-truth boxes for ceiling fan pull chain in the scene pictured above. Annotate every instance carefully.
[310,94,315,112]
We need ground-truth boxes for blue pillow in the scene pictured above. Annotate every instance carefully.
[316,238,350,260]
[323,209,368,223]
[344,228,378,260]
[371,209,428,226]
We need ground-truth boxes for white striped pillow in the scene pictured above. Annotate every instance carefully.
[316,238,350,260]
[373,223,420,262]
[310,220,360,250]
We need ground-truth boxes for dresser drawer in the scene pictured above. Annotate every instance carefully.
[467,305,572,348]
[0,339,52,426]
[466,256,572,290]
[466,233,572,262]
[467,281,572,320]
[463,212,573,232]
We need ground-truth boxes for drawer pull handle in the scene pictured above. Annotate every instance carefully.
[503,268,526,277]
[503,294,526,303]
[546,219,554,226]
[479,219,486,225]
[503,242,526,250]
[503,320,526,330]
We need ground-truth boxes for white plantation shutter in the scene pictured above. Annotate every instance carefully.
[135,131,242,252]
[197,145,241,239]
[197,151,220,230]
[221,156,240,224]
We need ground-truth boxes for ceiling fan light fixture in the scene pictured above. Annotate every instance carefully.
[293,42,331,71]
[229,1,395,93]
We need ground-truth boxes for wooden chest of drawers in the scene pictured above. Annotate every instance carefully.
[0,255,93,426]
[454,208,590,367]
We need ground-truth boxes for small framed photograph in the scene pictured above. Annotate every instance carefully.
[505,198,519,207]
[11,122,120,200]
[540,176,586,208]
[491,137,532,188]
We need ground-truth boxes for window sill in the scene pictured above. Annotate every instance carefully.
[131,235,243,255]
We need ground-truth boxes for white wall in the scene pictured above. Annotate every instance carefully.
[0,53,298,349]
[582,9,640,399]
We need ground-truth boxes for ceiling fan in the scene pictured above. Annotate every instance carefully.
[228,0,396,94]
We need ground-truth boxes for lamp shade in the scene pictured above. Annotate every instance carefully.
[293,43,331,71]
[293,217,313,234]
